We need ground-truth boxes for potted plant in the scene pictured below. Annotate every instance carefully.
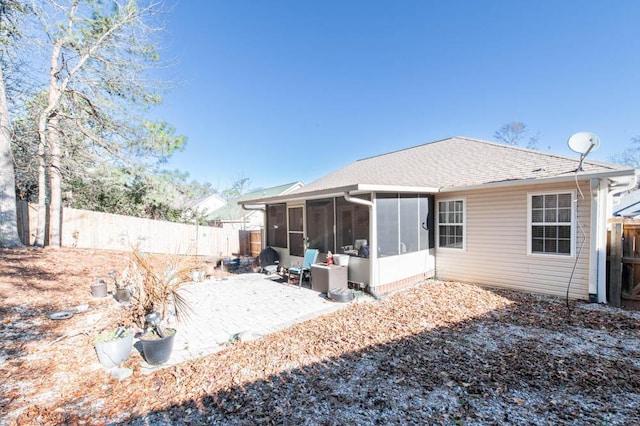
[94,326,134,369]
[109,268,134,303]
[126,250,193,365]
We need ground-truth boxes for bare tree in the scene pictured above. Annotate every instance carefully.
[31,0,184,247]
[0,1,25,247]
[611,136,640,169]
[494,122,540,149]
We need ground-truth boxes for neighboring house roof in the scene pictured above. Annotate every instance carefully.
[206,182,303,222]
[614,189,640,217]
[241,136,634,203]
[237,182,304,202]
[185,193,227,211]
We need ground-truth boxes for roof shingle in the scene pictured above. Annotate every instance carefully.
[291,136,631,195]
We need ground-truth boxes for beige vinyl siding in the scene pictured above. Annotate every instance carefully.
[435,181,591,299]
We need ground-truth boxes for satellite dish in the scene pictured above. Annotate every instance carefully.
[567,132,600,171]
[568,132,600,155]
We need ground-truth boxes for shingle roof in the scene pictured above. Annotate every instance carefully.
[288,136,632,196]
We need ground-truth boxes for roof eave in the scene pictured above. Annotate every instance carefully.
[238,183,441,206]
[438,169,636,193]
[239,170,634,204]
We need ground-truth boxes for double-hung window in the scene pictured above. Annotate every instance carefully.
[529,192,574,256]
[438,199,465,249]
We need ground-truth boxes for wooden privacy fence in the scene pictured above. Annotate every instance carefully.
[238,230,263,257]
[17,202,240,258]
[608,218,640,308]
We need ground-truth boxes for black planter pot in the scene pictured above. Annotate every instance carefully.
[140,328,176,365]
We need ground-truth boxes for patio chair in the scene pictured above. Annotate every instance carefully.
[288,248,319,287]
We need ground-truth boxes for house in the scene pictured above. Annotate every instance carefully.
[206,182,303,230]
[184,193,227,219]
[239,136,635,302]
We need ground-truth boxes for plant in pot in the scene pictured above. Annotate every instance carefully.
[126,250,193,365]
[94,326,134,369]
[109,267,131,303]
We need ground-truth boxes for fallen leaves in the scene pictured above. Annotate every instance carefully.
[1,248,640,425]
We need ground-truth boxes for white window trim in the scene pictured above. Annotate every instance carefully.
[527,190,576,257]
[436,197,466,251]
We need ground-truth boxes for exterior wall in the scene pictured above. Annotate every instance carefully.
[375,249,435,288]
[376,273,431,295]
[194,195,227,215]
[434,181,592,299]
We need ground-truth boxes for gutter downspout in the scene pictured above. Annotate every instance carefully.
[343,192,383,300]
[594,175,636,303]
[343,192,373,208]
[609,174,638,213]
[600,175,637,303]
[596,179,608,303]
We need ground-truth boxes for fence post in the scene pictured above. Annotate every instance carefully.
[608,222,623,307]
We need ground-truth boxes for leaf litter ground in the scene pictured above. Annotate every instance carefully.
[1,247,639,425]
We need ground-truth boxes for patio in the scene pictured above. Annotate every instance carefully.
[151,273,367,370]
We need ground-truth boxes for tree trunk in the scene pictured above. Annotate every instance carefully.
[48,115,61,248]
[35,20,66,247]
[0,65,23,247]
[34,112,48,247]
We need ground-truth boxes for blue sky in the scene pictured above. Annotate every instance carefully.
[155,1,640,191]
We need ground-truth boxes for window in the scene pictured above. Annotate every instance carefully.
[266,204,287,248]
[306,198,335,254]
[530,192,573,255]
[438,199,464,249]
[288,207,304,257]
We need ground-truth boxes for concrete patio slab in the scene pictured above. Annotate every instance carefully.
[140,273,366,371]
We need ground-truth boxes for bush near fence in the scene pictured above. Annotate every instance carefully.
[17,202,240,258]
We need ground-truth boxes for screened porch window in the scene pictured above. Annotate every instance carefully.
[336,196,370,257]
[438,199,464,249]
[530,193,573,255]
[266,204,287,248]
[376,194,432,257]
[306,198,335,254]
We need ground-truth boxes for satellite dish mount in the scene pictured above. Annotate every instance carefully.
[567,132,600,172]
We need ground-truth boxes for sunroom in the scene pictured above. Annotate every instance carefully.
[243,187,436,294]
